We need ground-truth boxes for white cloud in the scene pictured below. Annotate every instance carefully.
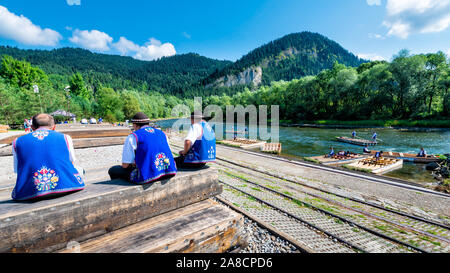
[366,0,381,6]
[112,37,176,61]
[357,53,387,61]
[382,0,450,39]
[182,32,191,39]
[134,38,176,61]
[113,37,140,56]
[368,33,385,39]
[69,29,113,52]
[0,5,62,46]
[67,0,81,6]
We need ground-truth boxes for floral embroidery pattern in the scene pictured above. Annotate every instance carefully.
[33,166,59,192]
[130,168,140,182]
[32,130,49,141]
[154,153,170,171]
[208,146,215,159]
[145,127,155,133]
[74,173,84,184]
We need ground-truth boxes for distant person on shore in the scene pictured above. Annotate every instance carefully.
[417,147,427,158]
[175,111,216,169]
[352,130,356,138]
[363,144,371,154]
[11,114,85,201]
[108,112,177,184]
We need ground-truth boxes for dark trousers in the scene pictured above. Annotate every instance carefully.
[175,156,206,170]
[108,165,134,181]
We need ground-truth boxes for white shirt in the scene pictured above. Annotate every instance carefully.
[13,133,76,173]
[121,128,170,164]
[185,123,203,145]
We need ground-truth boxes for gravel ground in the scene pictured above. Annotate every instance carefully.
[212,197,299,253]
[239,217,300,253]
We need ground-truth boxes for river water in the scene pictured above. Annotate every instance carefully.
[156,119,450,184]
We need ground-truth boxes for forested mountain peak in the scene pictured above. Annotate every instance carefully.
[203,31,366,87]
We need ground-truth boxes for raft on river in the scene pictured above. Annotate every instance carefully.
[345,157,403,174]
[367,150,442,164]
[336,136,377,146]
[307,153,367,165]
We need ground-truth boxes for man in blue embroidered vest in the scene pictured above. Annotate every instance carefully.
[175,111,216,169]
[108,112,177,184]
[12,114,85,201]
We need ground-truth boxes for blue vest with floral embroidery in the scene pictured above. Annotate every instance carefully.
[130,126,177,184]
[184,121,216,164]
[12,129,84,201]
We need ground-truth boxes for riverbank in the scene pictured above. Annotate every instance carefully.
[281,119,450,131]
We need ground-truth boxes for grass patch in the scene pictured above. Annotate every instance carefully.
[250,187,262,192]
[418,236,441,246]
[342,164,372,173]
[302,157,320,164]
[282,191,293,196]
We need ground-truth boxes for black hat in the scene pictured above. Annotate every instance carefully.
[131,112,150,124]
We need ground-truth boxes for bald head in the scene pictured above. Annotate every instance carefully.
[32,114,55,130]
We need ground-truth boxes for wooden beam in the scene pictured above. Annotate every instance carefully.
[0,129,131,145]
[58,199,246,253]
[0,137,127,156]
[0,167,221,253]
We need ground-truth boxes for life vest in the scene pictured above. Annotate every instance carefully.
[12,129,85,201]
[184,121,216,164]
[130,126,177,184]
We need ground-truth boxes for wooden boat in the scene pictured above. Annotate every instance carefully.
[346,157,403,174]
[368,150,442,164]
[336,136,377,146]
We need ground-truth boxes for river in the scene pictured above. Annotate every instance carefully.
[156,119,450,184]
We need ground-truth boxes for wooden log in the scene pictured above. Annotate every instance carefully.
[0,137,127,156]
[58,199,246,253]
[0,167,221,253]
[0,129,131,145]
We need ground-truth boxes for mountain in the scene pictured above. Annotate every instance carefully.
[0,32,366,95]
[202,32,366,88]
[0,46,232,94]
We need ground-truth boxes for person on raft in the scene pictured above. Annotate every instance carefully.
[108,112,177,184]
[11,113,85,201]
[363,144,371,154]
[175,111,216,169]
[417,147,427,158]
[352,130,356,138]
[326,147,335,158]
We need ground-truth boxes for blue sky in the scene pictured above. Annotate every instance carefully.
[0,0,449,62]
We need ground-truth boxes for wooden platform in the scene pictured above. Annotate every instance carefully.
[345,157,403,174]
[0,136,127,157]
[261,143,282,154]
[219,138,266,150]
[336,136,377,146]
[0,128,131,145]
[0,167,227,253]
[0,125,9,133]
[307,154,367,165]
[58,199,246,253]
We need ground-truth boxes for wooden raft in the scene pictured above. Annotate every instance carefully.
[219,138,266,150]
[0,168,246,253]
[261,143,282,154]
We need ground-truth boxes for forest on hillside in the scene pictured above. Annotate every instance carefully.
[0,49,449,126]
[203,50,450,123]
